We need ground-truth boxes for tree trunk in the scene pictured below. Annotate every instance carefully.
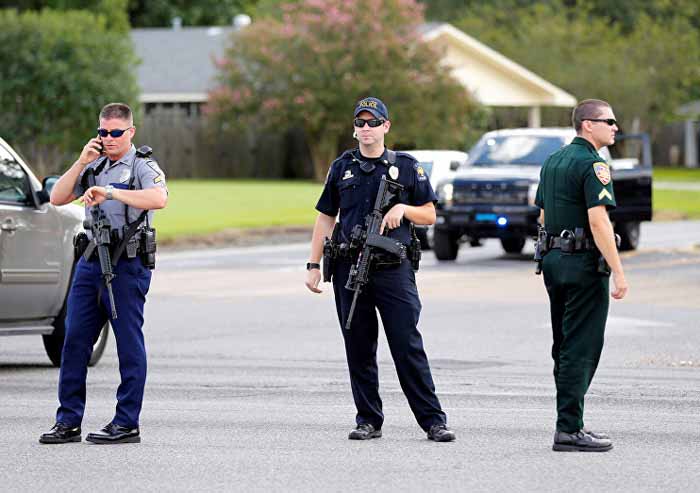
[308,134,340,182]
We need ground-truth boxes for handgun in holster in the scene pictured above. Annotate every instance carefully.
[322,223,341,282]
[533,225,548,275]
[597,233,621,275]
[408,223,422,271]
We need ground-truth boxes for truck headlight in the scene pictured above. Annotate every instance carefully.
[528,183,538,206]
[438,183,454,204]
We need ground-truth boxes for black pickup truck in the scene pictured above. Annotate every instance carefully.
[433,128,653,260]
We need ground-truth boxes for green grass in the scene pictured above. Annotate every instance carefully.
[653,189,700,219]
[654,168,700,182]
[153,179,321,240]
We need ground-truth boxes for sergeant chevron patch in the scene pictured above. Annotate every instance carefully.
[598,188,612,200]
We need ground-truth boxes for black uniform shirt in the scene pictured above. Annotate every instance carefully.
[316,148,437,246]
[535,136,616,236]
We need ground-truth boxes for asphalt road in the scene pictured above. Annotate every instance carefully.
[2,221,700,492]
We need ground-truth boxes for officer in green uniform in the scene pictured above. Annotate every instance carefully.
[535,99,629,452]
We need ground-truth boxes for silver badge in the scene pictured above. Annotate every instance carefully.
[119,169,131,183]
[388,166,399,180]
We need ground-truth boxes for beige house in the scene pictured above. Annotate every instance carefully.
[421,23,576,127]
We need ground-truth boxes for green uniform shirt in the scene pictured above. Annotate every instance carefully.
[535,136,616,236]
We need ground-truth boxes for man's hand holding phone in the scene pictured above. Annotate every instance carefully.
[78,137,104,166]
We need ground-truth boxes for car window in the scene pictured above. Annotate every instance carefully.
[0,145,31,205]
[468,136,566,166]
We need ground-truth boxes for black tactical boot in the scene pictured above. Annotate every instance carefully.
[86,422,140,444]
[427,423,456,442]
[39,422,81,444]
[553,430,612,452]
[348,423,382,440]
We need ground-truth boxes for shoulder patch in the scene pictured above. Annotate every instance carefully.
[413,162,428,181]
[593,162,611,185]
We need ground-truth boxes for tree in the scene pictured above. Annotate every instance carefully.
[0,8,139,174]
[207,0,483,181]
[453,2,700,135]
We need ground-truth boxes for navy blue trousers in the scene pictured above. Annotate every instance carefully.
[332,259,446,431]
[56,256,151,428]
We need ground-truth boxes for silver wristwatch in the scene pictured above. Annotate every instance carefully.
[104,185,114,200]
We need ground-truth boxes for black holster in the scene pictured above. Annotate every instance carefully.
[140,227,157,270]
[322,223,341,282]
[408,224,421,271]
[73,232,90,260]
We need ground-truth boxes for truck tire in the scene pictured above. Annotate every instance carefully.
[615,222,640,251]
[434,230,459,260]
[500,237,526,254]
[42,260,109,368]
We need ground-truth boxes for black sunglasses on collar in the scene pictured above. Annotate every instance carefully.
[354,118,385,128]
[583,118,617,126]
[97,127,132,138]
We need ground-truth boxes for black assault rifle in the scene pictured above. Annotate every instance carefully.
[344,176,406,330]
[82,168,118,320]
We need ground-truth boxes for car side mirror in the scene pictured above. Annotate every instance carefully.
[39,176,59,204]
[449,160,462,171]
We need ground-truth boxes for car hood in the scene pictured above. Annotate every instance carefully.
[452,165,540,183]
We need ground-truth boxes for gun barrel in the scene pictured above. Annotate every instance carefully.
[345,288,360,330]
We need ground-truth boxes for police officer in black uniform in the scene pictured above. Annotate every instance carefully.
[535,99,628,452]
[40,103,167,444]
[305,97,455,442]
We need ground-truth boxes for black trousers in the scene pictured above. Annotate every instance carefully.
[543,250,609,433]
[332,259,446,431]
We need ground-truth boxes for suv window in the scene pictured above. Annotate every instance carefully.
[468,135,566,166]
[0,144,31,205]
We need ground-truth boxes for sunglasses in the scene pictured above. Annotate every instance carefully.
[97,127,132,138]
[583,118,617,127]
[353,118,385,128]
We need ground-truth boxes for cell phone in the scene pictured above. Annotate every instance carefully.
[96,137,104,155]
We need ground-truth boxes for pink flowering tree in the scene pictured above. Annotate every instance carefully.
[207,0,482,181]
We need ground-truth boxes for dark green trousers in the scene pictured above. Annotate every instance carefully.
[542,250,609,433]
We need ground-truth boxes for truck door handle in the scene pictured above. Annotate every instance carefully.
[1,219,17,232]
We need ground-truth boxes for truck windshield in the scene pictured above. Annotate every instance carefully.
[468,136,565,166]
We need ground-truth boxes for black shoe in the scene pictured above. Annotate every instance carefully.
[582,427,610,440]
[348,423,382,440]
[427,424,456,442]
[553,430,612,452]
[86,422,140,444]
[39,422,81,444]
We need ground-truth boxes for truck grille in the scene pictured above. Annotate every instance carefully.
[453,182,528,205]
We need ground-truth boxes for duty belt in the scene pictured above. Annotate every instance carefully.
[548,236,596,251]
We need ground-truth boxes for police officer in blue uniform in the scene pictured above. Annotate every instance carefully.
[40,103,167,444]
[305,97,455,442]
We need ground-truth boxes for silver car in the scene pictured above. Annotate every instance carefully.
[0,137,108,366]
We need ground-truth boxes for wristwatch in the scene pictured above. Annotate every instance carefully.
[104,185,114,200]
[306,262,321,271]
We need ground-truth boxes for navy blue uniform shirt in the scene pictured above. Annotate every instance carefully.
[316,148,437,246]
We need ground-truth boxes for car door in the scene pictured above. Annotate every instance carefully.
[0,143,63,321]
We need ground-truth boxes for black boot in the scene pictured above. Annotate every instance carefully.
[39,423,81,444]
[348,423,382,440]
[86,423,140,444]
[553,430,612,452]
[427,424,456,442]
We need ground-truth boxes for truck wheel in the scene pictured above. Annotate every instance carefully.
[501,237,526,254]
[434,230,459,260]
[615,222,640,251]
[42,260,110,367]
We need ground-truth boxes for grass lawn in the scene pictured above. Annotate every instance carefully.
[153,179,322,240]
[653,168,700,182]
[653,189,700,220]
